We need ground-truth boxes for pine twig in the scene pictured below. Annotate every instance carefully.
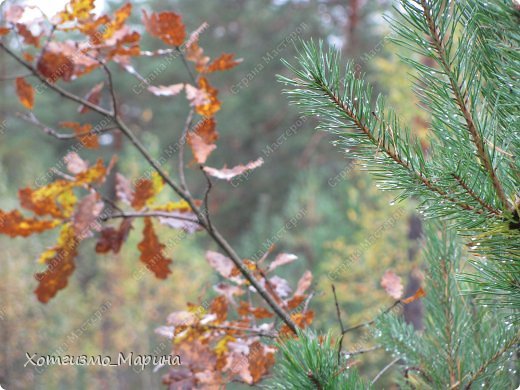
[342,300,401,335]
[371,357,400,385]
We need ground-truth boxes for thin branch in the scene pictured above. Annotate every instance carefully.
[200,324,278,338]
[0,41,298,334]
[332,284,346,365]
[200,165,214,232]
[0,73,34,81]
[17,112,118,140]
[102,211,202,225]
[371,357,400,385]
[344,345,382,358]
[96,58,119,118]
[322,82,486,216]
[179,108,194,192]
[342,300,401,335]
[420,0,510,210]
[176,46,197,84]
[0,42,113,117]
[463,333,519,389]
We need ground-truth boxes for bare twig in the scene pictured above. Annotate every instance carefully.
[0,73,33,81]
[102,211,201,225]
[332,284,346,364]
[17,112,118,140]
[200,166,214,232]
[201,324,277,338]
[371,357,400,385]
[344,345,382,358]
[179,108,194,192]
[342,300,401,335]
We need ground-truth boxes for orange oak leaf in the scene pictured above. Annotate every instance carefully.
[237,302,273,319]
[0,209,59,237]
[285,295,305,310]
[248,342,275,383]
[186,41,210,70]
[381,270,404,300]
[34,223,79,303]
[194,117,219,143]
[16,23,40,47]
[142,10,186,46]
[37,50,74,83]
[131,179,154,210]
[15,77,34,109]
[78,82,104,114]
[195,77,221,116]
[0,27,10,36]
[95,218,133,254]
[201,53,242,73]
[137,217,172,279]
[210,295,228,323]
[147,83,184,97]
[203,158,264,181]
[19,181,76,219]
[102,3,132,40]
[402,286,426,304]
[60,121,99,149]
[75,158,108,184]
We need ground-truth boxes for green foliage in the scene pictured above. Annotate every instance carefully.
[280,0,519,313]
[265,329,368,390]
[374,224,519,389]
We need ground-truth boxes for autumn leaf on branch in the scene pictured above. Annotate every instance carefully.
[15,77,34,109]
[137,217,172,279]
[203,158,264,181]
[96,219,133,254]
[381,270,404,300]
[142,10,186,46]
[34,223,79,303]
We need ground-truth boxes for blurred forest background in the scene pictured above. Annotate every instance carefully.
[0,0,431,388]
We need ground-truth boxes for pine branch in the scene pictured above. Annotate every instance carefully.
[463,332,520,389]
[419,0,509,210]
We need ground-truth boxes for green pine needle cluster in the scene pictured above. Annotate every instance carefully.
[265,330,368,389]
[374,224,518,389]
[279,0,519,313]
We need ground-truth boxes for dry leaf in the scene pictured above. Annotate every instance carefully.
[72,192,104,239]
[95,218,133,254]
[0,209,59,237]
[34,223,79,303]
[267,253,298,272]
[402,286,426,304]
[15,77,34,109]
[142,10,186,46]
[147,83,184,97]
[295,270,312,296]
[137,217,172,279]
[203,158,264,181]
[381,270,404,300]
[64,152,88,174]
